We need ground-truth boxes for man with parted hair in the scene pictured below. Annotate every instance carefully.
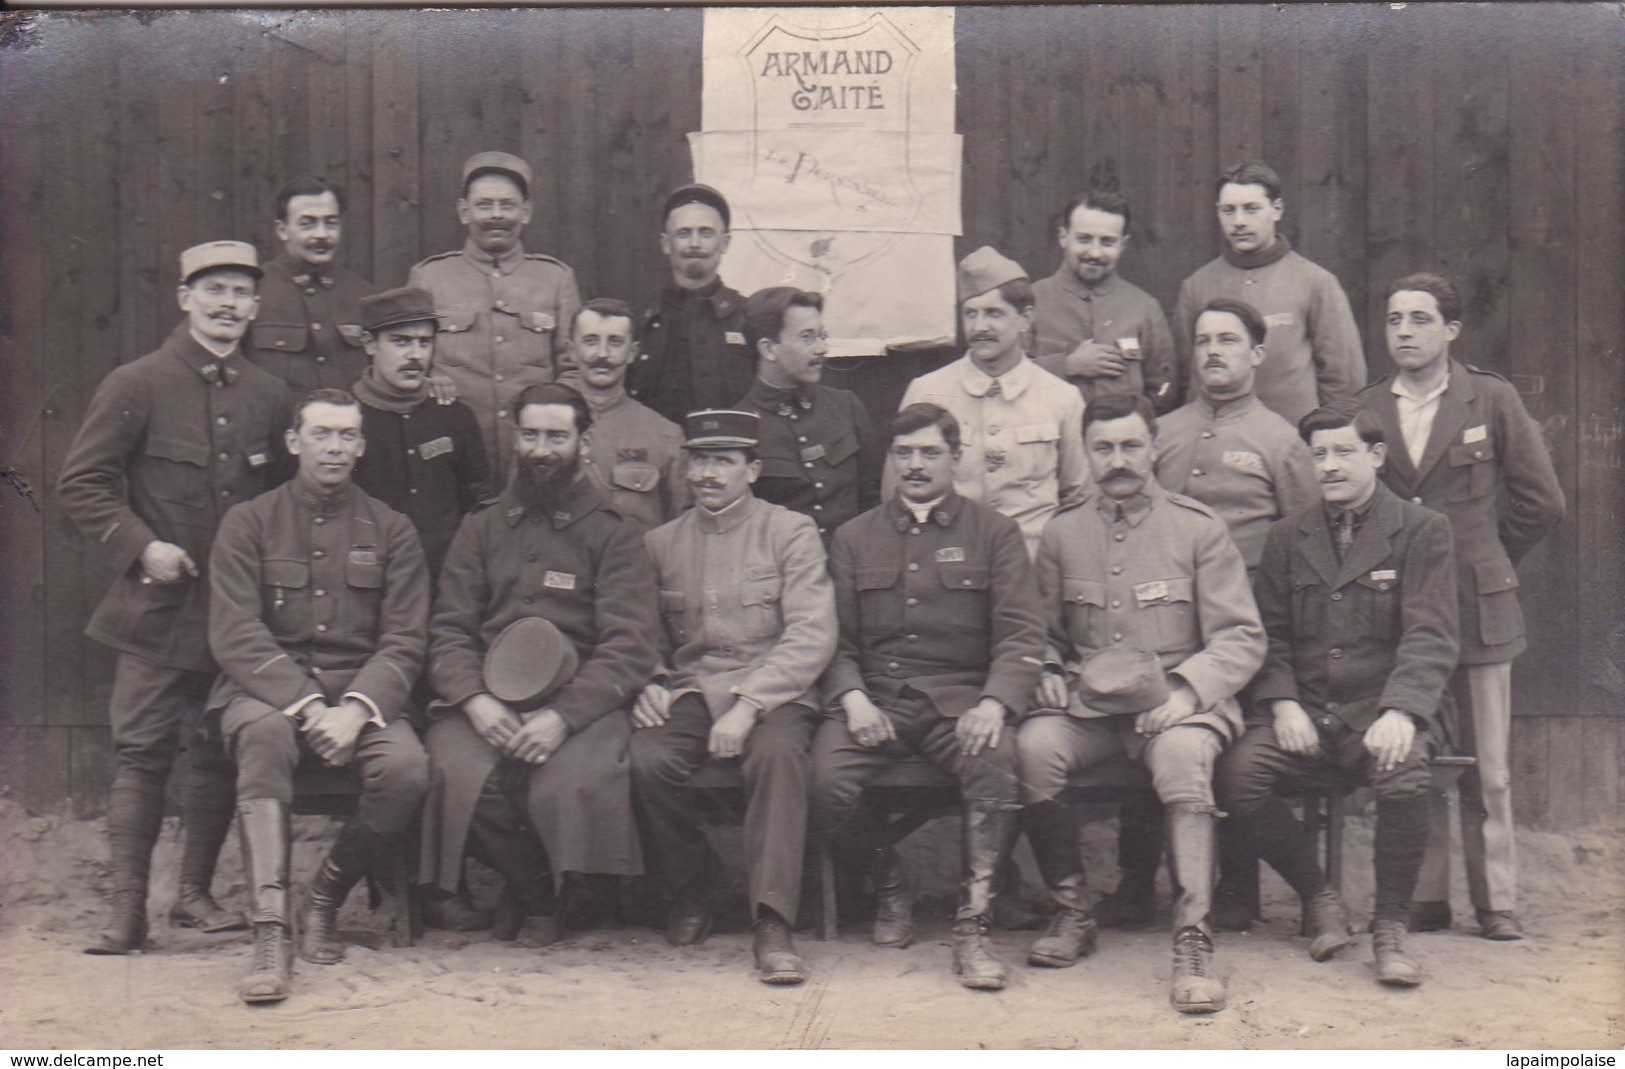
[246,176,384,392]
[1357,272,1564,941]
[410,152,582,487]
[1173,161,1365,423]
[207,387,430,1003]
[737,286,880,543]
[1031,188,1177,412]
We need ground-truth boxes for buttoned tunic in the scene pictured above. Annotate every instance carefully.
[1357,360,1565,664]
[1031,267,1178,412]
[1036,483,1265,738]
[1250,485,1459,734]
[892,354,1087,557]
[740,379,881,543]
[646,494,836,717]
[625,279,755,424]
[205,479,429,721]
[352,396,494,577]
[1173,248,1366,424]
[1154,393,1319,570]
[408,240,581,486]
[244,254,380,391]
[824,494,1045,719]
[575,387,690,529]
[58,322,290,671]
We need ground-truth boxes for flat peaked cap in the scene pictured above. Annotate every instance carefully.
[956,246,1027,303]
[462,151,533,193]
[483,616,580,711]
[360,287,441,334]
[662,183,731,230]
[682,409,759,451]
[1074,646,1171,717]
[180,241,261,284]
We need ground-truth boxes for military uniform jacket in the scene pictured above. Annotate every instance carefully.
[408,240,581,486]
[1154,393,1319,570]
[891,353,1088,557]
[1358,360,1564,665]
[1173,246,1365,424]
[574,387,691,529]
[824,493,1046,720]
[740,379,882,543]
[206,479,429,721]
[625,279,755,424]
[57,322,290,672]
[245,254,380,391]
[352,395,495,577]
[1031,267,1178,412]
[430,475,660,732]
[646,494,836,718]
[1036,483,1266,735]
[1250,485,1460,734]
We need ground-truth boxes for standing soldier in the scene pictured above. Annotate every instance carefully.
[410,152,582,487]
[59,241,289,954]
[814,403,1045,991]
[207,389,431,1003]
[1359,273,1565,940]
[738,287,881,543]
[245,177,382,392]
[625,184,755,424]
[1173,161,1365,423]
[1031,188,1178,412]
[892,247,1086,557]
[562,298,690,529]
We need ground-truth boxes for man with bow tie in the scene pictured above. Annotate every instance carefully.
[59,241,291,954]
[245,177,383,392]
[736,286,880,543]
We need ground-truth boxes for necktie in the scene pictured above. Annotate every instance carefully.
[984,377,1002,398]
[1333,513,1355,562]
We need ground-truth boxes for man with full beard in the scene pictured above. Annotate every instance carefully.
[422,383,659,943]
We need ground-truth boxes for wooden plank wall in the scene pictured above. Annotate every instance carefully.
[1,5,1620,826]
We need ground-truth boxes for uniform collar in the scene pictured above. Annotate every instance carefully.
[462,237,526,276]
[961,352,1034,400]
[502,470,607,529]
[293,474,354,516]
[174,323,240,381]
[695,491,756,535]
[1390,367,1451,406]
[890,491,962,531]
[1192,392,1261,422]
[1045,263,1120,301]
[745,378,814,415]
[663,277,738,319]
[272,252,337,288]
[578,383,631,416]
[1095,481,1161,526]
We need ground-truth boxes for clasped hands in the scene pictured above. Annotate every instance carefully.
[463,692,569,765]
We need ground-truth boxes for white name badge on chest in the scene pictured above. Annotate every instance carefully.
[1463,425,1488,444]
[544,571,577,590]
[935,547,966,563]
[1134,580,1169,605]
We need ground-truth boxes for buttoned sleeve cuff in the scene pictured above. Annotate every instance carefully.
[281,694,324,720]
[343,691,389,728]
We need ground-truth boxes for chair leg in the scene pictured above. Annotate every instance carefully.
[1299,792,1325,937]
[1326,795,1346,900]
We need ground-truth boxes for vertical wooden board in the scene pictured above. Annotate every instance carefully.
[370,18,421,290]
[302,12,350,195]
[230,18,276,257]
[70,725,114,820]
[1578,718,1622,828]
[1115,7,1173,300]
[265,14,312,220]
[518,12,564,282]
[195,24,240,248]
[1542,717,1593,829]
[1080,6,1121,206]
[1144,9,1199,310]
[550,10,606,297]
[954,8,1008,253]
[343,13,378,283]
[1571,10,1625,721]
[116,30,164,361]
[1259,5,1302,230]
[590,16,640,301]
[412,12,470,267]
[10,727,73,816]
[155,19,200,285]
[1509,716,1549,827]
[1504,6,1577,723]
[1214,5,1264,167]
[1362,6,1436,357]
[1186,6,1222,277]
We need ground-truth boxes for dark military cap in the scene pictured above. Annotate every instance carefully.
[682,409,759,451]
[1074,646,1171,716]
[462,151,533,195]
[483,616,580,711]
[662,183,731,230]
[359,286,441,334]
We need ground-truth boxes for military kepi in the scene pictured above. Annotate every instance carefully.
[483,616,580,711]
[956,246,1027,303]
[662,183,731,230]
[179,240,262,285]
[683,409,760,451]
[1074,646,1171,716]
[462,151,533,194]
[360,287,441,334]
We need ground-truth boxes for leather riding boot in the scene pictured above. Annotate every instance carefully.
[1166,806,1226,1013]
[1372,919,1424,986]
[753,907,806,985]
[468,777,557,942]
[85,783,164,955]
[1209,822,1259,933]
[1096,789,1162,928]
[170,760,247,932]
[871,846,916,949]
[1372,796,1431,933]
[1023,799,1097,967]
[301,815,396,965]
[1303,888,1354,962]
[952,800,1016,990]
[236,798,293,1004]
[1170,926,1225,1013]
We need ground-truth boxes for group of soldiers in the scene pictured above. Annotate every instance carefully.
[59,151,1565,1015]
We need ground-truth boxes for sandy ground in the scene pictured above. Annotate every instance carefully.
[1,798,1621,1051]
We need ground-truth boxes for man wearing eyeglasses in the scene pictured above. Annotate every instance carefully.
[736,287,881,544]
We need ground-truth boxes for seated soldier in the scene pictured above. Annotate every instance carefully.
[421,383,658,941]
[1214,401,1458,986]
[814,403,1046,991]
[206,388,430,1003]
